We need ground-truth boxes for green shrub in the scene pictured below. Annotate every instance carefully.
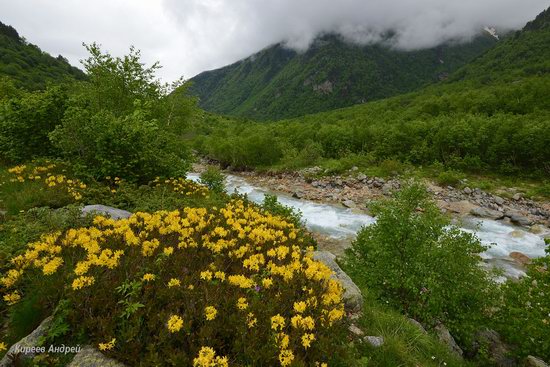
[199,167,225,193]
[436,170,464,187]
[261,194,303,228]
[344,182,497,347]
[495,247,550,360]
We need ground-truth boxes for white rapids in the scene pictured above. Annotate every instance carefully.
[188,173,549,278]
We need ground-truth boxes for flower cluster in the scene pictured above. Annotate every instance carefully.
[152,177,209,198]
[0,199,346,366]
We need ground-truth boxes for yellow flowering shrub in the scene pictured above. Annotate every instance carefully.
[0,200,348,366]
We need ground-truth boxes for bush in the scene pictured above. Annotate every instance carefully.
[0,200,349,366]
[261,194,303,229]
[436,170,464,187]
[344,182,497,346]
[199,167,225,193]
[495,245,550,360]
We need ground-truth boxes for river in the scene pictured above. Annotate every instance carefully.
[188,173,548,279]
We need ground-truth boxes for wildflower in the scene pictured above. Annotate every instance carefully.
[228,274,254,289]
[279,349,294,367]
[71,276,95,290]
[193,346,228,367]
[200,270,213,281]
[163,246,174,256]
[167,315,184,333]
[188,284,195,290]
[205,306,218,321]
[142,273,156,282]
[167,278,181,288]
[301,333,315,349]
[246,312,257,328]
[3,291,21,305]
[262,277,273,289]
[42,257,64,275]
[236,297,248,310]
[0,342,6,352]
[293,301,307,314]
[98,338,116,351]
[214,271,226,282]
[275,333,290,349]
[271,314,285,331]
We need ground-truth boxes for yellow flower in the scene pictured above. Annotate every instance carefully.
[0,342,6,352]
[246,312,257,328]
[3,291,21,305]
[98,338,116,351]
[200,270,213,281]
[142,273,156,282]
[167,315,184,333]
[167,278,181,288]
[204,306,218,321]
[163,247,174,256]
[279,349,294,367]
[42,257,64,275]
[236,297,248,310]
[214,271,226,282]
[228,274,254,289]
[188,284,195,290]
[71,276,95,290]
[193,346,228,367]
[293,301,307,314]
[261,277,273,289]
[271,314,285,331]
[301,333,315,349]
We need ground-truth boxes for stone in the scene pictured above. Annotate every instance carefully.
[292,191,305,199]
[349,324,364,337]
[473,329,514,367]
[494,196,505,205]
[313,251,363,313]
[530,225,546,234]
[434,323,463,357]
[342,200,356,209]
[350,166,359,172]
[357,174,367,181]
[408,318,427,334]
[382,183,394,196]
[509,252,531,267]
[513,193,523,201]
[505,211,533,226]
[364,336,384,347]
[463,187,472,194]
[0,317,52,367]
[470,207,504,220]
[82,205,132,220]
[68,346,126,367]
[525,356,549,367]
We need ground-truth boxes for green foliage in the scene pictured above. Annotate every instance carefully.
[49,44,192,183]
[344,182,497,347]
[0,21,85,91]
[0,85,68,162]
[190,34,497,120]
[436,170,464,187]
[199,167,225,193]
[495,247,550,360]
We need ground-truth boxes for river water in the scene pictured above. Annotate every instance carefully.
[188,173,548,278]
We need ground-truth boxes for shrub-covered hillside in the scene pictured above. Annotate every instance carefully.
[0,21,85,90]
[190,33,497,120]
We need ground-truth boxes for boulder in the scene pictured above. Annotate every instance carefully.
[357,174,367,181]
[342,200,356,209]
[364,336,384,347]
[494,196,505,206]
[82,205,132,220]
[313,251,363,313]
[0,317,52,366]
[470,207,504,220]
[349,324,364,337]
[382,183,394,196]
[408,318,427,334]
[463,187,472,195]
[473,329,514,367]
[505,211,533,226]
[292,191,305,199]
[513,193,523,201]
[525,356,549,367]
[510,252,531,267]
[68,346,126,367]
[434,323,463,357]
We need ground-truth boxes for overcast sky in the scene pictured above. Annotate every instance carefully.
[1,0,548,82]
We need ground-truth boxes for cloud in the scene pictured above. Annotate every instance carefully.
[0,0,548,81]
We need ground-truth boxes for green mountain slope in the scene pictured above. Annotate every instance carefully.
[192,7,550,177]
[0,21,85,90]
[190,33,497,120]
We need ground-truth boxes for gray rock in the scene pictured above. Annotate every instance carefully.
[342,200,356,209]
[463,187,472,194]
[470,207,504,220]
[0,317,52,366]
[494,196,505,205]
[349,324,364,337]
[292,191,305,199]
[382,183,394,195]
[68,346,126,367]
[364,336,384,347]
[473,329,514,367]
[505,211,533,226]
[82,205,132,220]
[357,174,367,181]
[434,323,463,357]
[513,193,523,201]
[350,166,359,172]
[313,251,363,313]
[408,318,427,334]
[525,356,549,367]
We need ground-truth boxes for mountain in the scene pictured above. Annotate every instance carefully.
[0,21,85,90]
[190,33,498,120]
